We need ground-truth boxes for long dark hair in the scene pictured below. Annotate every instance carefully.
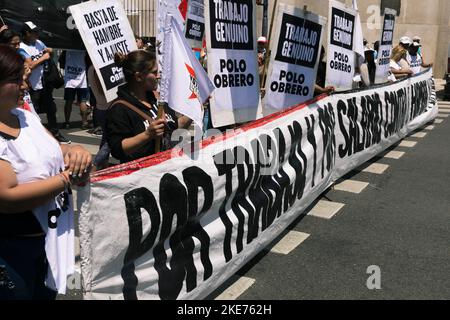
[0,44,24,84]
[114,50,156,83]
[0,29,20,45]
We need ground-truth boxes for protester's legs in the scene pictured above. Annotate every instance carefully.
[0,236,57,300]
[77,88,90,128]
[42,85,58,134]
[64,88,75,126]
[29,89,43,114]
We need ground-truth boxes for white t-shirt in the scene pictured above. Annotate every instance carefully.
[19,40,47,90]
[0,108,74,294]
[64,50,88,89]
[407,53,423,74]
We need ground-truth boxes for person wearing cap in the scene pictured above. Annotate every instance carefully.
[407,41,433,74]
[413,36,422,55]
[257,36,268,85]
[399,36,412,50]
[18,21,70,144]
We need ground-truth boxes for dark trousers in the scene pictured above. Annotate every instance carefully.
[30,86,58,133]
[0,236,57,300]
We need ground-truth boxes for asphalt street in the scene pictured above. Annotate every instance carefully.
[50,81,449,300]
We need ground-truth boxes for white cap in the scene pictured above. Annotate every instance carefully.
[399,36,412,45]
[413,36,421,42]
[23,21,40,32]
[412,41,422,47]
[257,36,267,43]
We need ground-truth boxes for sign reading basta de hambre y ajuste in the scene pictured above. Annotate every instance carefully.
[205,0,260,127]
[69,0,138,102]
[264,4,326,113]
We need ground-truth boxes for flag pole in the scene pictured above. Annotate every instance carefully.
[156,15,173,153]
[260,0,279,90]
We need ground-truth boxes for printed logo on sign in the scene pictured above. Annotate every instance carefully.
[330,7,354,51]
[100,63,125,90]
[275,13,322,68]
[185,19,205,41]
[185,63,201,103]
[209,0,254,50]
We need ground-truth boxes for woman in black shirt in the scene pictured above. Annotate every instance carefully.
[106,50,192,163]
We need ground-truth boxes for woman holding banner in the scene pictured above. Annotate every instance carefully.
[106,50,192,164]
[0,45,92,299]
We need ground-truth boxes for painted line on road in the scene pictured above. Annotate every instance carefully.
[424,125,435,130]
[69,130,102,139]
[308,200,345,219]
[411,132,427,138]
[438,109,450,114]
[434,118,444,124]
[398,140,417,148]
[384,151,405,159]
[362,163,390,174]
[437,114,449,118]
[215,277,256,300]
[333,180,369,194]
[270,231,310,254]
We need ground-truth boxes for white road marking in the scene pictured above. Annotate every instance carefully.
[437,114,449,118]
[309,200,345,219]
[411,132,427,138]
[270,231,310,254]
[424,125,435,130]
[399,141,417,148]
[434,118,444,124]
[438,109,450,113]
[333,180,369,194]
[69,130,102,139]
[384,151,405,159]
[362,163,389,174]
[215,277,256,300]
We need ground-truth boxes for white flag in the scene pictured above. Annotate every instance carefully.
[352,0,365,58]
[160,15,214,129]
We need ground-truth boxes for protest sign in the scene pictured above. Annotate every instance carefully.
[375,8,397,84]
[184,0,205,49]
[79,69,437,300]
[205,0,260,127]
[69,0,138,102]
[325,0,357,91]
[264,4,326,113]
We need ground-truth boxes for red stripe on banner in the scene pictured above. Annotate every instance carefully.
[91,94,329,183]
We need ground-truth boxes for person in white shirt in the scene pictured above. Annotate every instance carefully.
[60,50,90,129]
[18,21,70,143]
[0,45,92,299]
[407,41,433,75]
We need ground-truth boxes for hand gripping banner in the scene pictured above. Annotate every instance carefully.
[78,69,437,300]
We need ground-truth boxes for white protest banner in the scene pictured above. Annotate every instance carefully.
[325,0,357,91]
[79,69,436,300]
[375,8,397,84]
[205,0,260,127]
[264,4,326,113]
[69,0,137,102]
[184,0,205,49]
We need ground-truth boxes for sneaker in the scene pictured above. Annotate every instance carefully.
[54,132,71,144]
[91,126,103,137]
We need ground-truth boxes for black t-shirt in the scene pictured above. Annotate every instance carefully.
[316,61,326,88]
[106,86,177,164]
